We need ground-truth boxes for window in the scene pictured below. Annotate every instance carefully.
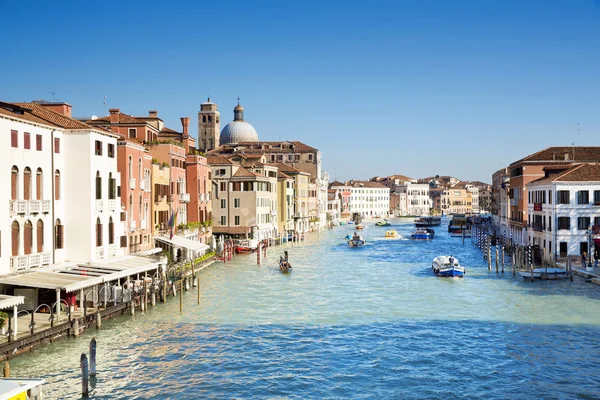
[235,216,240,225]
[23,220,32,255]
[96,217,103,247]
[23,167,31,200]
[220,199,226,209]
[295,154,300,161]
[308,153,313,161]
[109,217,114,245]
[108,143,115,158]
[11,130,18,148]
[220,182,227,191]
[11,221,19,256]
[36,220,44,253]
[557,217,570,230]
[595,217,600,227]
[138,158,142,181]
[577,217,591,230]
[11,166,18,200]
[96,171,102,200]
[128,128,137,139]
[220,216,226,225]
[109,173,115,199]
[24,132,31,149]
[594,190,600,205]
[95,140,103,156]
[54,170,61,200]
[54,137,60,153]
[234,198,240,208]
[559,242,567,257]
[55,219,64,249]
[557,190,570,204]
[36,168,43,200]
[578,191,589,204]
[549,190,552,204]
[36,134,42,151]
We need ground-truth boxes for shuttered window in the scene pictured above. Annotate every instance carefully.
[11,130,18,148]
[55,221,64,249]
[36,134,42,151]
[24,132,31,149]
[54,137,60,153]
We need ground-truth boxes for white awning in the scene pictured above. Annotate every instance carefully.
[0,256,163,293]
[155,236,209,252]
[0,295,25,310]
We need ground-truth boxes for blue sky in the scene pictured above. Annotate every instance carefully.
[2,0,600,183]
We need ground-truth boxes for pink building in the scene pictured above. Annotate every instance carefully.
[185,153,212,244]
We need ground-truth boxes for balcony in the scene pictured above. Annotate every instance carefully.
[129,178,136,190]
[130,220,137,231]
[96,247,105,260]
[10,252,51,271]
[179,193,190,203]
[139,180,145,191]
[532,223,544,232]
[9,200,51,215]
[140,219,148,229]
[109,199,117,211]
[96,200,104,212]
[108,244,117,257]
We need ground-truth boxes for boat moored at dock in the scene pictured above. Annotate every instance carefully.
[432,256,465,277]
[518,268,569,280]
[450,228,472,238]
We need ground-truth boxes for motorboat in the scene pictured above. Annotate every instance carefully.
[450,229,472,238]
[344,233,353,240]
[411,228,435,240]
[234,239,258,253]
[448,214,469,232]
[414,216,441,227]
[432,256,465,277]
[518,268,569,280]
[375,219,391,227]
[355,224,365,230]
[385,229,400,238]
[347,234,366,247]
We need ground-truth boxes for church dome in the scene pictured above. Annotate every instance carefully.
[220,121,259,144]
[220,101,259,144]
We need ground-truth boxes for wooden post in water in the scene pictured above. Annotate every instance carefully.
[462,228,465,245]
[543,248,547,278]
[495,245,499,273]
[3,361,9,377]
[569,258,574,282]
[141,280,147,312]
[501,245,505,273]
[89,337,97,377]
[512,247,516,275]
[179,280,183,313]
[487,238,492,270]
[197,274,201,305]
[96,310,101,330]
[81,353,89,397]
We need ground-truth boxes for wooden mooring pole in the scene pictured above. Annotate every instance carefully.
[81,353,89,397]
[495,245,499,273]
[89,337,97,377]
[487,238,492,270]
[3,361,9,377]
[179,280,183,312]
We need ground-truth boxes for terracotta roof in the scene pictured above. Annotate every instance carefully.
[513,147,600,165]
[13,102,92,129]
[268,162,303,174]
[278,172,293,180]
[530,163,600,184]
[160,127,180,135]
[347,180,389,189]
[232,167,259,178]
[384,174,413,182]
[214,141,317,154]
[207,155,233,165]
[329,181,346,187]
[0,102,55,126]
[90,112,146,124]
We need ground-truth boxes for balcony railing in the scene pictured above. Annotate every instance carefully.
[108,244,117,257]
[109,199,117,211]
[130,220,137,231]
[9,200,51,215]
[10,252,51,271]
[140,219,148,229]
[129,178,136,190]
[179,193,190,202]
[96,247,105,260]
[139,180,145,191]
[96,200,104,212]
[532,223,544,232]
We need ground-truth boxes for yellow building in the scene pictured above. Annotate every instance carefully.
[271,163,310,234]
[151,162,171,236]
[277,172,295,235]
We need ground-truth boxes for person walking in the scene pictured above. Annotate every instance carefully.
[582,252,587,269]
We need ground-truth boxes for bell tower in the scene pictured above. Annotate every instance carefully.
[198,98,220,152]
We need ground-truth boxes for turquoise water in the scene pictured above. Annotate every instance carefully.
[10,218,600,399]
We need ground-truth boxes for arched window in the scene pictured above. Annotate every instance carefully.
[128,155,133,179]
[54,170,61,200]
[11,166,19,200]
[129,194,133,222]
[144,202,149,227]
[208,115,212,122]
[55,219,64,249]
[138,158,142,181]
[24,220,33,255]
[202,115,206,123]
[36,220,44,252]
[139,194,143,222]
[11,221,20,256]
[23,167,32,200]
[108,216,114,245]
[96,171,102,200]
[36,168,43,200]
[96,217,103,247]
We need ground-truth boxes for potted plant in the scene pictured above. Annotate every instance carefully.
[0,311,9,335]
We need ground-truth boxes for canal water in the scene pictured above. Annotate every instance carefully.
[10,218,600,399]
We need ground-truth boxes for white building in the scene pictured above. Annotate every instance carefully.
[331,181,390,218]
[327,189,342,223]
[527,164,600,262]
[317,171,330,229]
[376,176,430,216]
[1,101,126,275]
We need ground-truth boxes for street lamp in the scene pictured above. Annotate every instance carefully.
[586,224,594,271]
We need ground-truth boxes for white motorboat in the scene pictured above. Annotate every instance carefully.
[347,235,366,247]
[432,256,465,277]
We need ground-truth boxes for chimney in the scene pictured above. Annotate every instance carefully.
[109,108,120,124]
[180,117,190,136]
[149,110,158,118]
[34,101,72,117]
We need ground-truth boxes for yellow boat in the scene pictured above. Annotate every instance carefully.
[385,229,400,238]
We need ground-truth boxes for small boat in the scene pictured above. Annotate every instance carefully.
[448,214,470,232]
[348,221,354,225]
[385,229,400,238]
[375,219,391,227]
[234,239,258,253]
[518,268,569,280]
[355,224,364,230]
[432,256,465,277]
[450,229,472,238]
[0,378,46,399]
[411,228,435,240]
[279,259,292,273]
[344,233,352,240]
[348,235,366,247]
[414,216,441,227]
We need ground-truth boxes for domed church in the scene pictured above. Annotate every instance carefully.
[219,101,259,145]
